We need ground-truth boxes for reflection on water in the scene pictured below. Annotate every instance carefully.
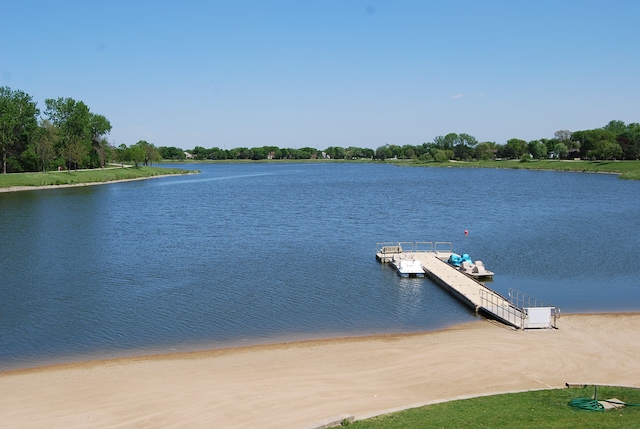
[396,278,424,315]
[1,163,639,371]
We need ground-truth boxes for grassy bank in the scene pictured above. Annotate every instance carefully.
[397,159,640,180]
[351,386,640,428]
[0,166,195,189]
[161,158,640,180]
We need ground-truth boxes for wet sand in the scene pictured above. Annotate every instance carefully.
[1,313,639,428]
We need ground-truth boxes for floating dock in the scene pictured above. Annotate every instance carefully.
[376,242,560,329]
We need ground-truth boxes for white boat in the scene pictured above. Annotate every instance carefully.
[447,253,494,279]
[459,260,494,279]
[392,257,425,278]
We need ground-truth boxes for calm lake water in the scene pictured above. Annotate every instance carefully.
[1,163,639,371]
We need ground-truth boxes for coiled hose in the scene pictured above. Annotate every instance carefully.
[568,398,605,411]
[569,397,640,411]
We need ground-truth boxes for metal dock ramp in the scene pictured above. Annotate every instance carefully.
[376,242,559,329]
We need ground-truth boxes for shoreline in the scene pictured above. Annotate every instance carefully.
[0,319,487,375]
[0,173,191,193]
[2,311,635,376]
[2,312,639,428]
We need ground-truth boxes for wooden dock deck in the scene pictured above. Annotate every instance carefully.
[376,242,558,329]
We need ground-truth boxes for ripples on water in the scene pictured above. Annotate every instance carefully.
[1,163,639,370]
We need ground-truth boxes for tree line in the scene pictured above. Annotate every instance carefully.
[375,123,640,162]
[0,86,164,174]
[0,87,113,173]
[159,120,640,163]
[2,86,639,174]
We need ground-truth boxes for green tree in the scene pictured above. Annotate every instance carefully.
[234,147,249,159]
[324,146,346,159]
[89,114,112,167]
[134,140,160,165]
[554,142,568,159]
[190,146,209,160]
[375,145,392,160]
[44,97,91,170]
[0,86,40,173]
[433,133,458,151]
[603,120,627,135]
[95,138,111,168]
[573,128,618,159]
[44,97,111,170]
[33,120,58,171]
[345,146,364,159]
[264,146,280,159]
[528,140,547,159]
[433,149,449,163]
[209,147,229,160]
[500,138,527,159]
[296,147,318,159]
[67,139,88,170]
[617,123,640,160]
[361,147,375,158]
[159,146,185,160]
[458,133,478,148]
[474,141,497,160]
[594,140,623,160]
[401,144,416,159]
[453,134,478,160]
[115,143,129,167]
[279,148,293,159]
[540,138,557,155]
[129,143,145,167]
[248,146,267,160]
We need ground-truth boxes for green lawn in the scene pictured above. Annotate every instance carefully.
[349,386,640,429]
[400,159,640,180]
[0,166,195,189]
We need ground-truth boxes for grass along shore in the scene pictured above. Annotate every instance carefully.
[394,158,640,180]
[0,165,196,191]
[350,386,640,428]
[162,158,640,180]
[2,159,638,190]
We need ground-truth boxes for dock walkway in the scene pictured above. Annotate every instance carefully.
[376,242,559,329]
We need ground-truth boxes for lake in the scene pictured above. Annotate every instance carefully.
[1,163,638,371]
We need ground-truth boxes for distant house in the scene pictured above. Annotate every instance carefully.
[184,151,195,159]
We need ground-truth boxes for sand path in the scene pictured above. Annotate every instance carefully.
[1,313,639,428]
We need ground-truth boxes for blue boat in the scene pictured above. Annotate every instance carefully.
[447,253,494,279]
[447,253,473,267]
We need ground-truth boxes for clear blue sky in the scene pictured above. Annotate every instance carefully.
[2,1,639,150]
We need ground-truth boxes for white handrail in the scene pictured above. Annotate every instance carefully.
[508,288,560,328]
[479,289,526,329]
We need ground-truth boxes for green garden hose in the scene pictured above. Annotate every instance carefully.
[569,397,640,411]
[568,398,605,411]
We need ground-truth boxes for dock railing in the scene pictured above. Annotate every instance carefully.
[479,288,526,329]
[414,241,434,252]
[434,241,453,255]
[376,241,452,254]
[376,242,397,252]
[508,288,561,329]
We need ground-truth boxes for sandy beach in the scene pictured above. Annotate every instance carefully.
[1,313,639,428]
